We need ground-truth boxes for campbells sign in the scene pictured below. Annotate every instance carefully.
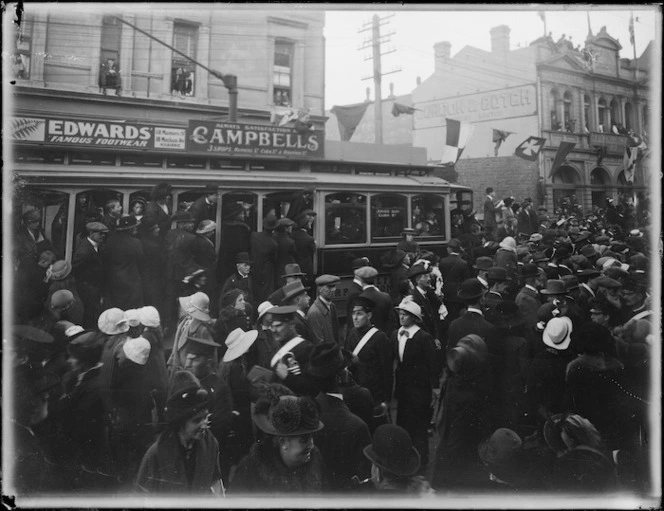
[186,120,324,158]
[9,116,186,150]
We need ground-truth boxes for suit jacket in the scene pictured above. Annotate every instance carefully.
[221,273,254,308]
[102,230,144,309]
[345,281,364,326]
[360,285,397,335]
[189,196,217,231]
[482,291,505,318]
[249,230,278,304]
[314,393,372,492]
[517,209,531,236]
[446,310,496,352]
[345,326,393,403]
[438,254,470,305]
[409,287,443,340]
[144,201,172,239]
[391,328,437,407]
[515,286,541,331]
[306,297,339,344]
[72,238,104,290]
[484,197,497,231]
[390,265,410,304]
[290,228,316,285]
[528,209,540,235]
[293,311,323,346]
[164,228,198,283]
[274,232,298,287]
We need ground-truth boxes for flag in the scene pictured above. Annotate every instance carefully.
[270,107,299,126]
[623,146,638,183]
[392,103,417,117]
[330,103,370,141]
[514,136,546,161]
[492,129,512,156]
[549,141,576,178]
[594,145,607,166]
[629,13,635,46]
[538,11,546,22]
[440,118,474,165]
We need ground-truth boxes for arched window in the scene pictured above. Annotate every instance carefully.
[563,91,573,131]
[597,98,607,132]
[610,99,620,131]
[624,102,633,131]
[583,95,591,132]
[549,89,561,130]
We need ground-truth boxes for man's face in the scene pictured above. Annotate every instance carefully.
[111,202,122,217]
[620,288,643,309]
[207,193,218,204]
[319,284,336,301]
[295,292,310,311]
[89,231,106,244]
[416,273,431,290]
[184,352,211,379]
[237,262,251,275]
[270,319,293,343]
[352,306,371,329]
[398,310,415,328]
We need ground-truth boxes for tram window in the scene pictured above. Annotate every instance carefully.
[263,190,314,222]
[222,192,257,232]
[325,193,366,245]
[412,194,445,238]
[371,194,406,242]
[74,189,121,239]
[451,190,473,214]
[121,154,164,167]
[69,151,116,165]
[14,189,70,260]
[13,147,65,164]
[210,159,245,170]
[166,156,206,169]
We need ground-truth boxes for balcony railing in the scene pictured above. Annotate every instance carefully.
[543,129,628,153]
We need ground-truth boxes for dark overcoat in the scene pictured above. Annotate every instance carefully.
[102,231,144,309]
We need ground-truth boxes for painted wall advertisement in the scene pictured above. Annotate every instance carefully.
[186,120,324,158]
[9,116,186,150]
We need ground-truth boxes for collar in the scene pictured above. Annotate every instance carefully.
[416,286,427,296]
[398,324,420,336]
[205,197,213,206]
[466,307,484,316]
[297,310,306,318]
[76,362,103,386]
[237,269,250,278]
[326,392,343,401]
[632,302,647,314]
[87,237,100,249]
[363,284,378,291]
[525,284,538,293]
[353,278,364,287]
[449,251,460,256]
[488,290,503,297]
[580,283,595,296]
[319,295,332,308]
[477,276,489,288]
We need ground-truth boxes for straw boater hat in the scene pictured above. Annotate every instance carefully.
[49,260,72,281]
[196,219,216,235]
[222,328,259,362]
[50,290,75,311]
[178,292,211,322]
[363,424,421,477]
[257,301,276,322]
[253,394,324,437]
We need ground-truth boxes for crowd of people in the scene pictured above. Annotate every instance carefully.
[8,180,656,499]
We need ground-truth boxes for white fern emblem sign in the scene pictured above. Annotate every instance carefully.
[10,117,46,142]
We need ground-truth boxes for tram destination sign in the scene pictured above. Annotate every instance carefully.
[8,116,186,150]
[186,120,324,159]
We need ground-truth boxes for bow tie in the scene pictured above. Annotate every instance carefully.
[399,330,410,338]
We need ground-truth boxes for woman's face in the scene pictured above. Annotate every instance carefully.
[280,434,314,468]
[398,310,415,327]
[132,202,144,215]
[234,293,246,311]
[179,409,210,444]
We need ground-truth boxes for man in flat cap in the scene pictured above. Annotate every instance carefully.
[72,222,108,328]
[307,274,341,345]
[356,265,397,334]
[345,257,372,323]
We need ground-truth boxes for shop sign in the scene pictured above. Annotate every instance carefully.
[186,120,324,158]
[414,84,537,128]
[589,132,628,153]
[8,116,186,150]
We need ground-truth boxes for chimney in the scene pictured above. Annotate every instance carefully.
[433,41,451,73]
[490,25,510,54]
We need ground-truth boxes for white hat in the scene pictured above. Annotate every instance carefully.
[138,306,161,328]
[98,308,129,335]
[64,324,85,338]
[125,309,141,328]
[222,328,259,362]
[178,292,211,322]
[394,297,423,321]
[499,236,517,253]
[542,316,573,351]
[122,336,151,365]
[257,301,276,321]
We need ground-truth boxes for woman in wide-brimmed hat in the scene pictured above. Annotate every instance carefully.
[230,385,324,495]
[167,292,217,383]
[136,375,225,495]
[363,424,435,494]
[43,260,85,326]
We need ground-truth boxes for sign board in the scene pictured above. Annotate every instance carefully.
[186,120,324,159]
[8,116,186,150]
[414,84,537,128]
[589,132,628,153]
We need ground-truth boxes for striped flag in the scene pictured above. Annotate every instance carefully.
[549,141,576,178]
[629,13,635,46]
[441,118,474,165]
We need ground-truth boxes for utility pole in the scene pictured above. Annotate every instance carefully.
[359,14,401,144]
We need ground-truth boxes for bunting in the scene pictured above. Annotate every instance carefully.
[514,136,546,161]
[623,146,638,183]
[330,103,370,141]
[492,129,513,156]
[549,141,576,178]
[440,118,474,165]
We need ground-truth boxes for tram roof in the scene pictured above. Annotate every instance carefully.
[324,141,430,167]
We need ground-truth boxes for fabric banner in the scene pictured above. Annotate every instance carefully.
[514,136,546,161]
[441,118,474,165]
[330,103,370,141]
[492,129,512,156]
[623,146,638,183]
[391,103,417,117]
[549,141,576,178]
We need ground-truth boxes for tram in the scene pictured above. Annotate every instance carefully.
[10,141,473,316]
